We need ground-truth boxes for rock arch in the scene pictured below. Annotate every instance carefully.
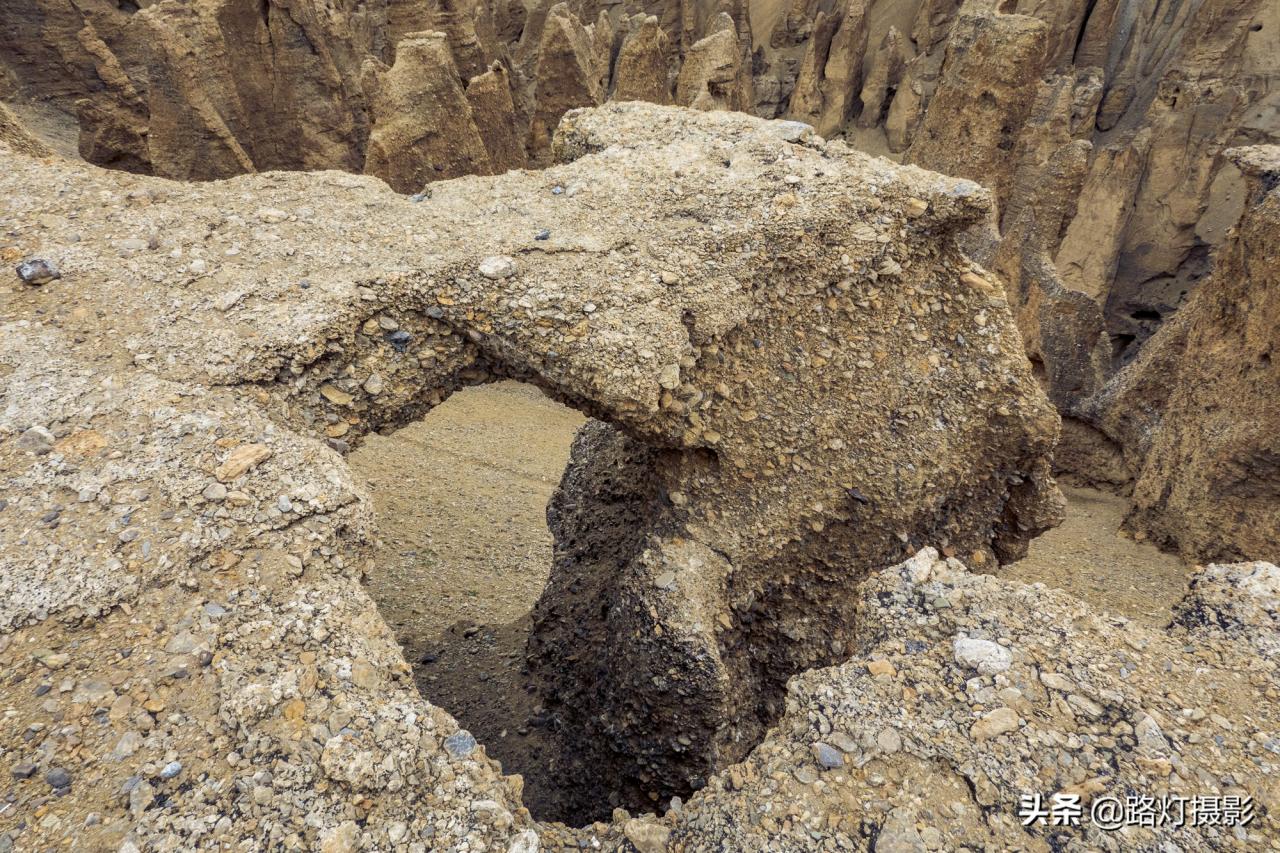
[1,103,1062,827]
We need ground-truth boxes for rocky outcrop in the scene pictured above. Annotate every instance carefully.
[904,10,1050,214]
[466,62,530,173]
[1,104,1069,844]
[526,4,605,162]
[673,548,1280,850]
[611,14,670,103]
[674,13,749,112]
[526,103,1062,820]
[1077,146,1280,563]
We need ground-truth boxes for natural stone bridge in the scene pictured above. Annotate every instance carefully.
[1,104,1065,839]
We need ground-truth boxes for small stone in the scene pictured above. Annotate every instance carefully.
[320,384,355,406]
[534,229,551,241]
[128,779,155,816]
[876,728,902,754]
[189,258,207,275]
[507,830,540,853]
[657,364,681,389]
[320,821,360,853]
[866,659,897,678]
[878,809,925,852]
[277,495,293,513]
[16,258,60,285]
[478,256,517,279]
[444,730,477,759]
[653,571,676,590]
[34,650,70,669]
[119,528,140,543]
[202,483,228,502]
[828,732,859,753]
[773,120,813,142]
[45,767,72,789]
[387,330,413,352]
[1067,693,1104,719]
[16,426,54,454]
[363,373,384,395]
[793,766,819,784]
[811,742,843,769]
[165,632,199,654]
[215,443,272,482]
[11,763,36,780]
[953,636,1012,675]
[903,197,929,218]
[623,818,671,853]
[159,761,182,780]
[971,707,1020,741]
[256,208,288,223]
[1039,671,1074,692]
[112,731,143,760]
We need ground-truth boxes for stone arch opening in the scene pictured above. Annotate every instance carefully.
[349,380,587,820]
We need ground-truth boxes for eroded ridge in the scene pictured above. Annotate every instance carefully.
[1,103,1070,845]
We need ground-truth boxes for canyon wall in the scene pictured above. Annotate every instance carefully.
[1077,146,1280,563]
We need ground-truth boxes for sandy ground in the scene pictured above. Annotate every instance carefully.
[999,484,1193,627]
[352,384,1193,814]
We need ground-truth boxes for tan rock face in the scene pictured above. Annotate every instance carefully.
[674,13,748,112]
[1081,146,1280,563]
[905,11,1049,214]
[362,31,495,193]
[527,4,605,162]
[612,14,671,103]
[524,104,1062,820]
[4,0,1272,404]
[466,62,529,173]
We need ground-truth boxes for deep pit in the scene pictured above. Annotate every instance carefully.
[350,381,597,821]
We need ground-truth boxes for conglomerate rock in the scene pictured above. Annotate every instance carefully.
[2,103,1071,847]
[528,103,1063,820]
[669,548,1280,851]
